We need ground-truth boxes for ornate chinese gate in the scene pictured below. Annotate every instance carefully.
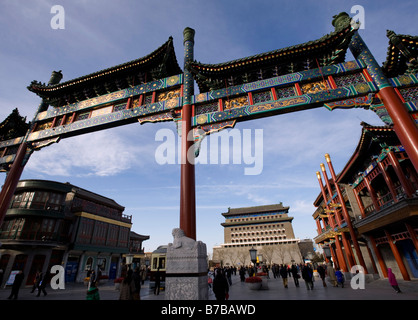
[1,13,417,275]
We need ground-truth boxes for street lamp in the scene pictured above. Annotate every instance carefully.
[249,247,257,276]
[125,254,134,270]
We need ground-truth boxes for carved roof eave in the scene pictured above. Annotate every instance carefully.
[382,31,418,78]
[188,26,354,92]
[27,37,182,100]
[336,122,396,184]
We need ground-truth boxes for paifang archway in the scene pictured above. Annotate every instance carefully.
[0,12,417,261]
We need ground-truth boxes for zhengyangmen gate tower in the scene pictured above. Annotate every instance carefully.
[0,11,417,286]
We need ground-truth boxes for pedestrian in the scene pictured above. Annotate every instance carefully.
[225,267,232,286]
[290,264,300,287]
[213,268,229,301]
[86,282,100,300]
[89,270,97,289]
[387,268,402,293]
[317,264,327,287]
[154,268,161,295]
[36,271,48,297]
[8,270,24,300]
[327,262,337,287]
[239,267,246,282]
[119,269,136,300]
[132,267,142,300]
[335,268,345,288]
[30,269,42,293]
[279,265,288,288]
[301,264,314,290]
[140,266,147,285]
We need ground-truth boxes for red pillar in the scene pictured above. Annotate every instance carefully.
[320,164,343,226]
[334,236,348,272]
[364,176,380,212]
[179,27,196,239]
[385,230,411,280]
[316,171,336,230]
[405,223,418,254]
[369,235,388,278]
[347,29,418,173]
[377,160,398,203]
[353,188,366,218]
[387,151,414,198]
[326,154,368,273]
[378,87,418,173]
[0,142,28,226]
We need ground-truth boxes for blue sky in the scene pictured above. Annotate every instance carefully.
[1,0,417,254]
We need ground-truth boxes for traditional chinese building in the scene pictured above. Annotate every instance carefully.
[312,25,418,281]
[0,179,149,285]
[314,123,418,280]
[213,203,303,266]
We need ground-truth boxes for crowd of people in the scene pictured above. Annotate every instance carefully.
[2,261,404,300]
[207,261,404,300]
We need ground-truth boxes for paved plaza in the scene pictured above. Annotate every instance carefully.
[1,273,417,301]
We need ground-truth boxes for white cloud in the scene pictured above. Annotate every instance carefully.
[26,128,152,177]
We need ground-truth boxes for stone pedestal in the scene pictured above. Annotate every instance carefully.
[165,228,208,300]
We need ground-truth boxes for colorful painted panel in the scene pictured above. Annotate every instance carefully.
[193,83,376,126]
[36,74,183,122]
[191,60,363,105]
[27,98,182,142]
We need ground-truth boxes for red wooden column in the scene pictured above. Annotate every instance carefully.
[0,71,61,227]
[0,142,28,226]
[384,230,411,280]
[353,188,366,218]
[405,223,418,254]
[320,164,343,226]
[179,27,197,239]
[363,176,380,212]
[326,154,368,273]
[377,160,398,202]
[369,236,388,277]
[387,151,414,198]
[334,235,348,272]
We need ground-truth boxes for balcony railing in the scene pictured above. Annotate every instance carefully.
[0,230,69,243]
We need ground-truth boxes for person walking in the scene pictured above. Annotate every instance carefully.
[132,267,142,300]
[301,264,314,290]
[119,269,136,300]
[140,266,147,285]
[387,268,402,293]
[279,265,288,288]
[239,267,246,282]
[154,268,161,295]
[36,271,48,297]
[327,262,337,287]
[290,264,300,287]
[335,268,345,288]
[213,269,229,301]
[30,269,42,293]
[7,270,24,300]
[317,264,327,287]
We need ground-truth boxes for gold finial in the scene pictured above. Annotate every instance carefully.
[316,171,321,179]
[325,153,331,162]
[320,163,326,171]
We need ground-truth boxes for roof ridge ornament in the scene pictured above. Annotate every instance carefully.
[332,12,360,32]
